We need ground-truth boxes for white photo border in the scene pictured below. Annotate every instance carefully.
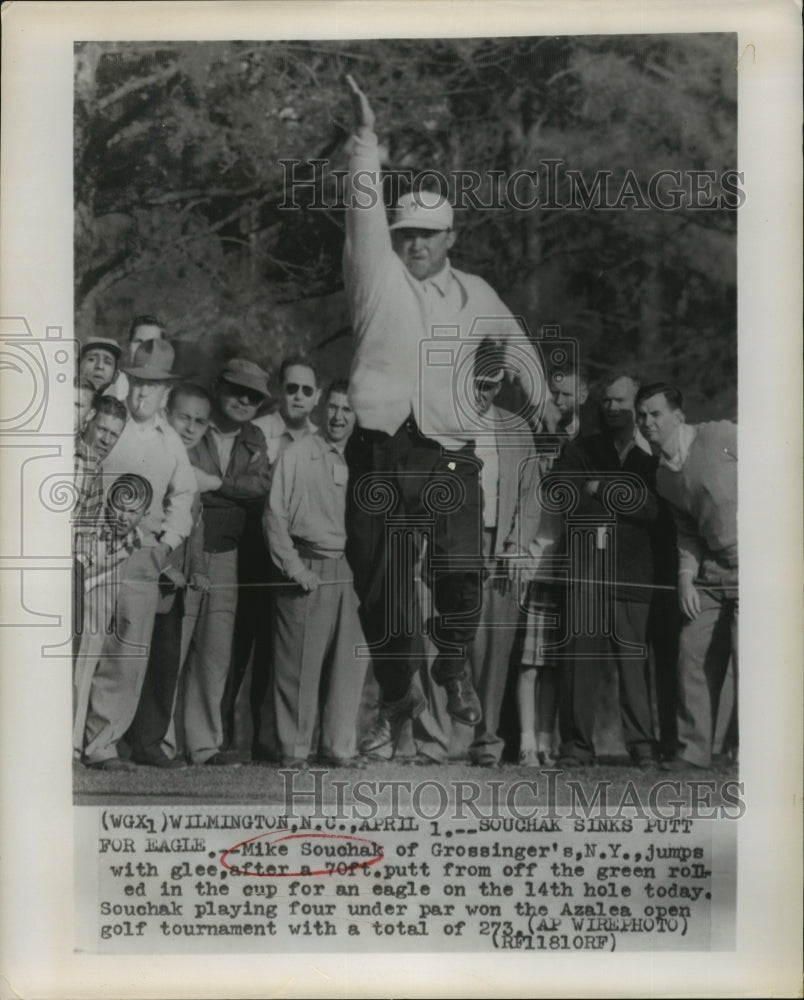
[1,1,801,997]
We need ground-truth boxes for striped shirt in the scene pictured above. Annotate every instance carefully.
[73,437,104,527]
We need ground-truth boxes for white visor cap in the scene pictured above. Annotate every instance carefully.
[389,190,454,231]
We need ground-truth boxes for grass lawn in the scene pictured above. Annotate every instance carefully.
[73,754,738,808]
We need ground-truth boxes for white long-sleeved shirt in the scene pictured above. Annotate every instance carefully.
[102,413,197,549]
[343,130,545,448]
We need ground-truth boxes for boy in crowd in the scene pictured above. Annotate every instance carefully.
[82,339,196,771]
[125,384,212,768]
[78,337,122,395]
[227,355,319,757]
[183,358,272,765]
[263,379,367,767]
[73,473,153,763]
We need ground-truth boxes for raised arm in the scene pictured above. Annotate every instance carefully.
[346,73,375,137]
[342,75,393,293]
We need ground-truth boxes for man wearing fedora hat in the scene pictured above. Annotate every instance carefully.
[105,314,169,402]
[181,357,273,765]
[78,337,123,395]
[341,76,548,758]
[82,338,197,770]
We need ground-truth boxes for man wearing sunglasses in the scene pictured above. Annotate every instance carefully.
[182,357,272,765]
[253,356,320,463]
[343,77,547,758]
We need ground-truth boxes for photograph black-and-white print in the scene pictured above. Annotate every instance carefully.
[71,32,740,782]
[1,2,800,996]
[68,24,746,947]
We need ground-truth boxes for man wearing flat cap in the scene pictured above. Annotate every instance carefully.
[341,76,548,758]
[78,337,122,395]
[181,357,273,765]
[83,338,197,770]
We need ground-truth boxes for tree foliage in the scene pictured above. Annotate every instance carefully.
[75,35,737,416]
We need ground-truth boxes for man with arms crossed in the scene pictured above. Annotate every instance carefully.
[183,358,272,765]
[228,356,320,757]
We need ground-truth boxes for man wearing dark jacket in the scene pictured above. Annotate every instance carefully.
[182,359,272,765]
[555,374,670,769]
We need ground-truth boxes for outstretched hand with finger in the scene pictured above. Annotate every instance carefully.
[345,73,375,133]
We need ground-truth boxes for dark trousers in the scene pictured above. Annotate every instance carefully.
[344,419,483,703]
[125,590,184,763]
[560,597,656,761]
[648,591,681,756]
[221,525,277,756]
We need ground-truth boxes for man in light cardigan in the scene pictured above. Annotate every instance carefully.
[636,383,738,769]
[341,75,546,758]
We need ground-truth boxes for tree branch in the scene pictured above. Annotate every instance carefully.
[97,65,180,112]
[108,183,267,214]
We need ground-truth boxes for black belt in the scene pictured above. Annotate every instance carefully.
[357,417,475,454]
